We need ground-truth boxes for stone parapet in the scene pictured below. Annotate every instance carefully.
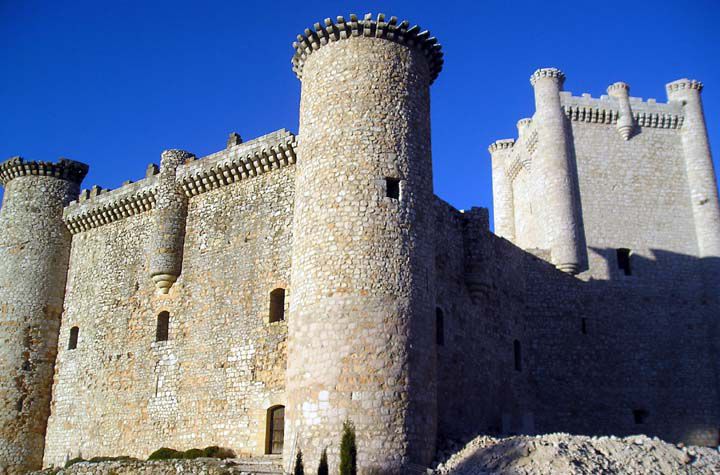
[62,130,297,234]
[0,157,88,187]
[291,13,443,84]
[560,91,684,129]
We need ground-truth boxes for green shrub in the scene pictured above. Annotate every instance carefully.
[65,457,84,468]
[339,420,357,475]
[147,446,234,461]
[87,456,137,463]
[201,446,235,459]
[294,450,304,475]
[182,448,205,459]
[317,448,329,475]
[147,447,184,460]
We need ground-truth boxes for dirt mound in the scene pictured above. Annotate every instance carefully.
[435,433,720,474]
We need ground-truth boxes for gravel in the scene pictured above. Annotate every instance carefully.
[434,433,720,474]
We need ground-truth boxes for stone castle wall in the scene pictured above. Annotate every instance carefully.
[41,132,296,468]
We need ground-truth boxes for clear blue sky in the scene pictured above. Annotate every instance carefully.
[2,0,719,222]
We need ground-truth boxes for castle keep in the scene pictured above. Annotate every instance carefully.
[1,12,719,475]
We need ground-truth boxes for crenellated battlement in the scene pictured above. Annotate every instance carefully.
[178,129,296,196]
[0,156,88,186]
[560,91,684,129]
[62,129,297,234]
[291,13,443,84]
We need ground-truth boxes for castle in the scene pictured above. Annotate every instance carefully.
[1,12,719,475]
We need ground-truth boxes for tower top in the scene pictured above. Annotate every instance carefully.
[530,67,565,87]
[666,78,703,95]
[0,156,88,187]
[291,13,444,84]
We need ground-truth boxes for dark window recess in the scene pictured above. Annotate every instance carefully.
[514,340,522,372]
[633,409,648,424]
[617,248,632,275]
[581,318,587,335]
[266,405,285,455]
[436,308,444,346]
[269,288,286,323]
[16,396,25,412]
[156,311,170,342]
[386,177,400,199]
[68,326,79,350]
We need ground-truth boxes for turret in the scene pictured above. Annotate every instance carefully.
[666,79,720,296]
[488,139,516,241]
[607,82,635,140]
[148,149,194,294]
[530,68,583,274]
[0,157,88,474]
[287,13,442,472]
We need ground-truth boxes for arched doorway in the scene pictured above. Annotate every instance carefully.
[265,405,284,454]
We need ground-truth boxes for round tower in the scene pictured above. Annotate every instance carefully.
[666,79,720,298]
[0,157,88,474]
[530,68,583,274]
[287,13,442,472]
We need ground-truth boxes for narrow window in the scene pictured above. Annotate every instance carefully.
[581,318,587,335]
[514,340,522,372]
[436,308,444,346]
[16,396,25,412]
[68,326,79,350]
[269,288,286,323]
[633,409,648,424]
[385,177,400,199]
[617,248,632,275]
[266,405,285,454]
[156,311,170,342]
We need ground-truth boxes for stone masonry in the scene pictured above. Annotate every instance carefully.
[0,11,719,475]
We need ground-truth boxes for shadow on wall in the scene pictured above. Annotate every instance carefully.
[437,221,720,454]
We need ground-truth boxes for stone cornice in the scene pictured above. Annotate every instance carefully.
[291,13,444,84]
[607,82,630,96]
[0,157,88,187]
[530,68,565,86]
[62,130,297,234]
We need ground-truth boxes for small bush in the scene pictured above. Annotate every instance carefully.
[147,448,184,460]
[294,450,304,475]
[147,446,235,461]
[339,420,357,475]
[183,448,205,459]
[318,448,329,475]
[201,446,235,459]
[87,456,137,463]
[65,457,84,468]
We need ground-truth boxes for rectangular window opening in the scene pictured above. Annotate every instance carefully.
[581,318,587,335]
[633,409,648,424]
[385,177,400,200]
[617,248,632,276]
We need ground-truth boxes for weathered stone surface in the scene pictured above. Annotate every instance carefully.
[0,11,719,475]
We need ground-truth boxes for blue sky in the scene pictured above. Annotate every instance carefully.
[2,0,719,223]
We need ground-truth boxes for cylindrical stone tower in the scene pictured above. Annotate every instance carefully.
[0,157,88,474]
[530,68,583,274]
[488,139,516,241]
[666,79,720,298]
[287,13,442,473]
[148,149,193,294]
